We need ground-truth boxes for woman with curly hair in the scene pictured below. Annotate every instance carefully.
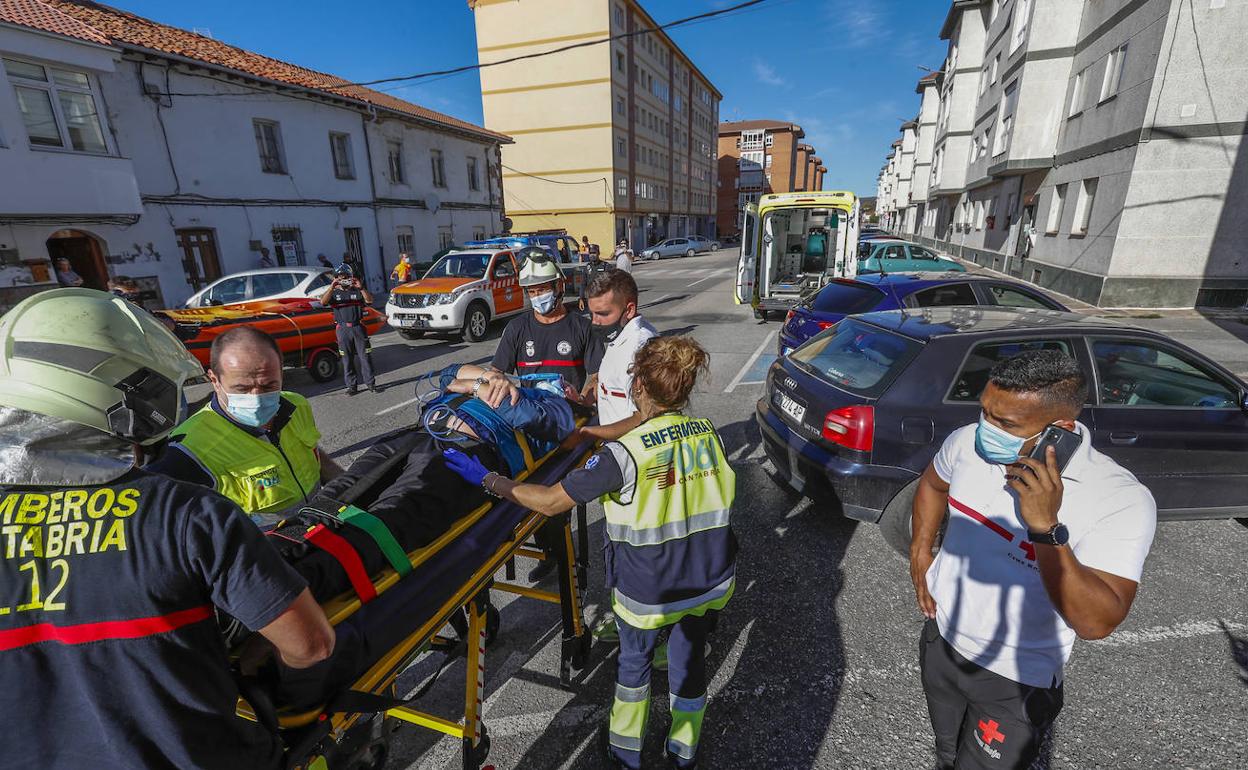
[444,335,736,769]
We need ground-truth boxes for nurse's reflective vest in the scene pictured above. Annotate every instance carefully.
[604,413,737,629]
[171,392,320,515]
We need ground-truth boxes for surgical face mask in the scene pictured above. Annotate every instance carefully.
[532,291,557,314]
[224,390,281,428]
[974,414,1044,465]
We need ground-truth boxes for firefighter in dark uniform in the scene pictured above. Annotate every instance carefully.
[320,263,378,395]
[0,288,335,769]
[474,247,604,581]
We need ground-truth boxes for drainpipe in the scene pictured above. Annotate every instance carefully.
[361,105,386,294]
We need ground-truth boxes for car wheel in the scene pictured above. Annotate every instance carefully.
[879,479,946,557]
[685,249,696,258]
[461,302,490,342]
[308,349,339,383]
[711,242,721,250]
[398,330,424,340]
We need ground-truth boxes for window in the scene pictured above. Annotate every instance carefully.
[618,176,628,197]
[438,227,454,250]
[911,283,976,308]
[329,132,354,179]
[616,51,625,73]
[1100,44,1128,102]
[396,225,415,256]
[979,65,989,96]
[616,96,626,117]
[1071,177,1098,235]
[1046,183,1067,233]
[1011,0,1031,53]
[387,140,405,184]
[306,273,333,294]
[993,80,1019,156]
[430,149,446,188]
[205,276,249,305]
[990,54,1000,85]
[1068,67,1088,117]
[990,0,1001,24]
[1092,339,1238,408]
[948,339,1073,402]
[617,137,626,157]
[987,285,1060,310]
[251,272,299,298]
[614,3,625,27]
[253,119,286,173]
[987,197,998,229]
[974,201,986,230]
[3,58,107,153]
[467,156,479,191]
[787,319,922,399]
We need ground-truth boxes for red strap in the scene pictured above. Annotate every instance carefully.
[949,497,1014,543]
[305,524,378,603]
[517,359,584,368]
[0,605,213,653]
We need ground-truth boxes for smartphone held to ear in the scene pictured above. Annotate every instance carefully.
[1026,425,1082,474]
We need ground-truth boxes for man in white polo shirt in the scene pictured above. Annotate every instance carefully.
[910,350,1156,769]
[575,270,657,437]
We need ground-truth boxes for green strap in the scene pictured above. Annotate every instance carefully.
[338,504,412,576]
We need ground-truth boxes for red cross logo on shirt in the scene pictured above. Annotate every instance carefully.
[979,719,1006,746]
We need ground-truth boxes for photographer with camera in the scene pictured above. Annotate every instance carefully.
[910,350,1156,769]
[319,264,378,395]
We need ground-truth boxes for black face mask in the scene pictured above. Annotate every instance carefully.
[591,320,623,343]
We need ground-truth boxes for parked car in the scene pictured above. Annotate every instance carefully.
[778,273,1068,355]
[640,237,700,260]
[756,307,1248,554]
[182,266,332,308]
[386,248,529,342]
[687,235,722,252]
[859,240,965,272]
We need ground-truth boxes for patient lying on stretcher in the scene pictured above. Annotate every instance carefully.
[265,364,577,603]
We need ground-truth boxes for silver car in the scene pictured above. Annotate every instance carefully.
[639,237,699,260]
[182,266,333,307]
[687,235,721,252]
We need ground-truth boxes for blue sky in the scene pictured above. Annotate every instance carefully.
[109,0,950,195]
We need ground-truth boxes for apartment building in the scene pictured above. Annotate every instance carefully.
[471,0,720,252]
[887,0,1248,308]
[0,0,508,311]
[715,119,826,236]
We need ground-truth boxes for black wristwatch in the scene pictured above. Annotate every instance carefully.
[1029,523,1069,546]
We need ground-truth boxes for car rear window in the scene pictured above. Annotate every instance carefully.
[810,282,884,314]
[788,319,922,398]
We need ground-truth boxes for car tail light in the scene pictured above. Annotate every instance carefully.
[785,309,796,324]
[821,406,874,451]
[815,320,836,330]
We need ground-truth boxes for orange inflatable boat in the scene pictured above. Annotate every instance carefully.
[158,298,387,382]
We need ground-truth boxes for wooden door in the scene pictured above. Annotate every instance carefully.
[176,229,221,291]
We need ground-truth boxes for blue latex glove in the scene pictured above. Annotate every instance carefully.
[443,448,490,487]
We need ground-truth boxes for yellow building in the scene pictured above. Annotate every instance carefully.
[469,0,721,251]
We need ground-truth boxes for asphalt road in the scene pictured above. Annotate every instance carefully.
[291,250,1248,770]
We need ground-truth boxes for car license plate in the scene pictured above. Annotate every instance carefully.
[775,391,806,423]
[393,315,429,328]
[781,346,793,356]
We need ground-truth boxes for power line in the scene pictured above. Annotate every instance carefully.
[347,0,770,89]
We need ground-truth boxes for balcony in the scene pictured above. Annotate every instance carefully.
[0,149,141,219]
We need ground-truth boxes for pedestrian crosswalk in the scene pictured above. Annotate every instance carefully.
[634,266,733,279]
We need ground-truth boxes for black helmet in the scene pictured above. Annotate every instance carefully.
[333,263,354,277]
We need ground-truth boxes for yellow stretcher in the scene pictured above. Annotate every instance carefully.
[235,426,596,770]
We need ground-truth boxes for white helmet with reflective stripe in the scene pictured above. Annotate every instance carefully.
[517,247,564,288]
[0,288,204,444]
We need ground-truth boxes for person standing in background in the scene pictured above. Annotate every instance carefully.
[391,253,414,285]
[320,264,379,396]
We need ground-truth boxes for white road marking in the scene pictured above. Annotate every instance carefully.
[689,268,731,287]
[647,269,672,277]
[375,396,421,416]
[1089,619,1248,648]
[708,619,755,697]
[724,331,777,393]
[641,293,671,308]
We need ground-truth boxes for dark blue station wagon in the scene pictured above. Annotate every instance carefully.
[756,307,1248,552]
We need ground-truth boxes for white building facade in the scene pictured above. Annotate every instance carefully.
[0,2,509,312]
[884,0,1248,308]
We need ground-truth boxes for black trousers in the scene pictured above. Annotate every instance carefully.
[919,620,1063,769]
[336,324,374,389]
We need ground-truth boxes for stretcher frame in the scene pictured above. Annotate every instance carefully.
[239,436,595,770]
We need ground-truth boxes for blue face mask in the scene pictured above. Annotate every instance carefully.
[974,414,1044,465]
[225,391,281,428]
[532,291,557,314]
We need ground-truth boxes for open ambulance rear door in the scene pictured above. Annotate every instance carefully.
[734,203,759,305]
